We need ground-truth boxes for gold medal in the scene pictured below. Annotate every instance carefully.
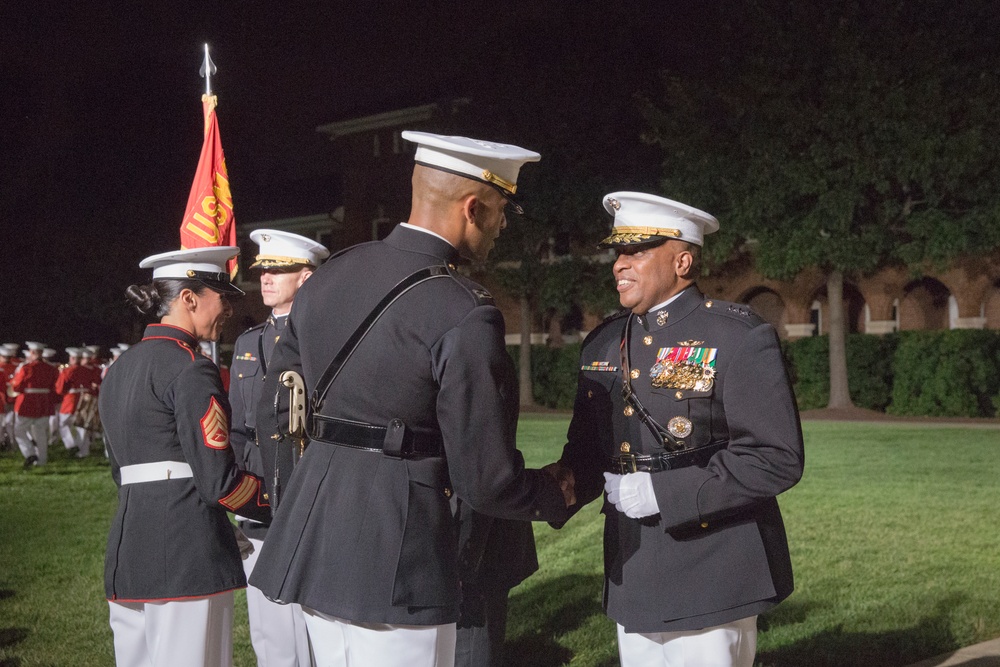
[667,416,693,438]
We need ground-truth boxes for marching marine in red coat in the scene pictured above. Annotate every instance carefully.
[55,347,99,458]
[12,342,60,467]
[0,344,20,449]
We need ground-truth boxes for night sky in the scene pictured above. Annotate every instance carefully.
[0,1,718,345]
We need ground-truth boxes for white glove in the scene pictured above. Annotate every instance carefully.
[603,472,623,505]
[616,471,660,519]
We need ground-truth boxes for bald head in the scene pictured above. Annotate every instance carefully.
[407,164,509,262]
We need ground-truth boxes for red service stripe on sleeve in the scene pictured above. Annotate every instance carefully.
[200,396,230,450]
[219,474,258,511]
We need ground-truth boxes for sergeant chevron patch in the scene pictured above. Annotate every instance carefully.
[200,396,230,449]
[220,474,259,511]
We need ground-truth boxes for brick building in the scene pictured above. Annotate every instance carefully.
[224,102,1000,349]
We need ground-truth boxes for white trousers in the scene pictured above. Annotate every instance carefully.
[617,615,757,667]
[58,412,91,455]
[1,410,14,441]
[14,415,48,464]
[48,413,59,444]
[109,592,235,667]
[303,607,455,667]
[243,536,313,666]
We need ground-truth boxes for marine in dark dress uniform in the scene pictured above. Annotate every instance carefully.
[101,246,271,667]
[229,229,328,667]
[249,131,572,667]
[554,192,804,667]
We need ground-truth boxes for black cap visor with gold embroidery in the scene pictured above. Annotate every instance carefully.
[248,256,317,271]
[598,226,680,249]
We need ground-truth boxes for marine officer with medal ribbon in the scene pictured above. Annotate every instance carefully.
[229,229,328,667]
[552,192,804,667]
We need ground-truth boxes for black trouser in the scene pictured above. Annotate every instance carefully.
[455,583,510,667]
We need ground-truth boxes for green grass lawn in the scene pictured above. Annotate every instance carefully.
[2,417,999,666]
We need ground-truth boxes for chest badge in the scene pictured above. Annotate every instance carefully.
[581,361,618,372]
[650,346,718,391]
[667,416,693,438]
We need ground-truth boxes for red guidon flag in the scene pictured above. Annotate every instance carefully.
[179,94,237,279]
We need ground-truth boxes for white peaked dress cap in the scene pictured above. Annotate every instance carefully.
[139,246,243,295]
[401,130,540,214]
[598,192,720,249]
[42,348,56,358]
[25,341,46,352]
[249,229,330,270]
[66,347,82,357]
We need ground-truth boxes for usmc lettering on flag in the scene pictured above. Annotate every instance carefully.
[200,396,230,449]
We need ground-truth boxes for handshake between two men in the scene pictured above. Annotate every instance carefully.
[542,460,659,518]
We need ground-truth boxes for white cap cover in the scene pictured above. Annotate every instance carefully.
[139,247,243,294]
[249,229,330,270]
[599,192,720,248]
[402,130,540,214]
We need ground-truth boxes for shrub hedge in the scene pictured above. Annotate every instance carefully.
[512,329,1000,417]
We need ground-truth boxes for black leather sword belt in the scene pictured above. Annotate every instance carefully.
[309,414,444,459]
[608,440,728,474]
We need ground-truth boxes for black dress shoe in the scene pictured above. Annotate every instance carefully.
[22,455,38,470]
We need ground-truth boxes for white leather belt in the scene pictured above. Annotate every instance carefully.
[120,461,194,485]
[68,388,88,394]
[23,388,51,394]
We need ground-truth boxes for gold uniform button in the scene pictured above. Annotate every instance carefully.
[444,488,452,498]
[701,522,709,529]
[621,442,631,453]
[643,336,653,346]
[263,493,270,500]
[705,301,713,308]
[675,391,683,399]
[587,390,594,399]
[630,369,640,379]
[624,406,634,416]
[238,373,243,378]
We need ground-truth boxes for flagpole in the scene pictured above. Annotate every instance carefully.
[199,43,220,364]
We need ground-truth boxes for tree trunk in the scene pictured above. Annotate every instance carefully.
[826,268,853,409]
[519,295,536,408]
[547,310,564,348]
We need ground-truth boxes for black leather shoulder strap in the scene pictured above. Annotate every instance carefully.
[311,264,450,410]
[619,315,684,451]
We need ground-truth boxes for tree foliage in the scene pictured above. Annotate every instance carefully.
[641,0,1000,278]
